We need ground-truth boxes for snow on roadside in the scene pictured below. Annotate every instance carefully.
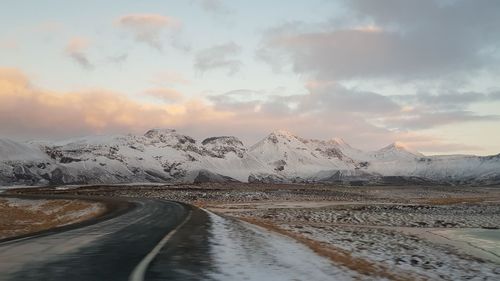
[206,211,366,281]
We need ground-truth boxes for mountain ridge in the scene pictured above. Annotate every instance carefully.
[1,129,499,186]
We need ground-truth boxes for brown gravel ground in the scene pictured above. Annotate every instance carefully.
[0,198,106,239]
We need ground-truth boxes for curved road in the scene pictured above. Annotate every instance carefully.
[0,196,190,281]
[0,196,355,281]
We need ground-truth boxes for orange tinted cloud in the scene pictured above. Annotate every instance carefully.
[116,14,179,29]
[0,68,228,138]
[144,87,184,102]
[0,68,484,154]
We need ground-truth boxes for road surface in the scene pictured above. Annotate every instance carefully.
[0,196,354,281]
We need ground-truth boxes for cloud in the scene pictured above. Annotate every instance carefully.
[415,91,500,107]
[115,14,181,50]
[379,110,500,130]
[301,81,400,116]
[194,42,242,75]
[381,90,500,128]
[107,54,128,65]
[196,0,230,15]
[250,0,500,152]
[208,89,266,112]
[207,82,499,133]
[206,81,500,152]
[1,68,497,154]
[0,68,227,138]
[65,37,92,69]
[258,0,500,81]
[144,88,183,102]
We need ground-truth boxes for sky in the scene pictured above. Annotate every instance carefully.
[1,0,500,155]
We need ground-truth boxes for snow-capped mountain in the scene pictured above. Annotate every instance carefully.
[1,129,499,186]
[248,130,355,178]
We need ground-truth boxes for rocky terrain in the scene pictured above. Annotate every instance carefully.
[1,129,500,186]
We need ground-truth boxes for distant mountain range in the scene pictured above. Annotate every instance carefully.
[1,129,499,186]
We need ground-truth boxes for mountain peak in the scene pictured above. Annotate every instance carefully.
[144,128,196,145]
[260,130,301,146]
[378,141,423,156]
[202,136,244,147]
[384,141,408,150]
[144,128,177,138]
[269,129,297,138]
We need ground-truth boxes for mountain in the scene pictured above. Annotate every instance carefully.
[248,130,355,178]
[0,139,49,162]
[1,129,499,186]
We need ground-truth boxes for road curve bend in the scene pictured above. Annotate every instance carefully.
[0,196,190,281]
[0,195,354,281]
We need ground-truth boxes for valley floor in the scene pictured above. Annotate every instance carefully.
[7,183,500,280]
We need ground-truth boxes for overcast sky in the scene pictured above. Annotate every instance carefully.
[1,0,500,155]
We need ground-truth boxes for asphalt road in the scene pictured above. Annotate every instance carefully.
[0,195,351,281]
[0,196,191,281]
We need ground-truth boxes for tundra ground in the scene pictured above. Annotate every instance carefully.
[7,184,500,280]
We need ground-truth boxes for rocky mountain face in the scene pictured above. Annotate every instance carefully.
[1,129,499,186]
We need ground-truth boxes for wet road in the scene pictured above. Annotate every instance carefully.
[0,197,189,281]
[0,196,355,281]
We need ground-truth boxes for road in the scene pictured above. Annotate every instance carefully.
[0,196,354,281]
[0,196,190,281]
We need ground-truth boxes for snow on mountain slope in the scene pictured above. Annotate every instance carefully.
[0,129,274,185]
[0,139,50,162]
[198,136,271,182]
[0,138,54,186]
[248,130,355,178]
[368,142,424,161]
[365,153,500,185]
[1,129,499,186]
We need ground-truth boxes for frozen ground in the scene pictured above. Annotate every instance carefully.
[238,203,500,228]
[7,184,500,280]
[278,224,500,280]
